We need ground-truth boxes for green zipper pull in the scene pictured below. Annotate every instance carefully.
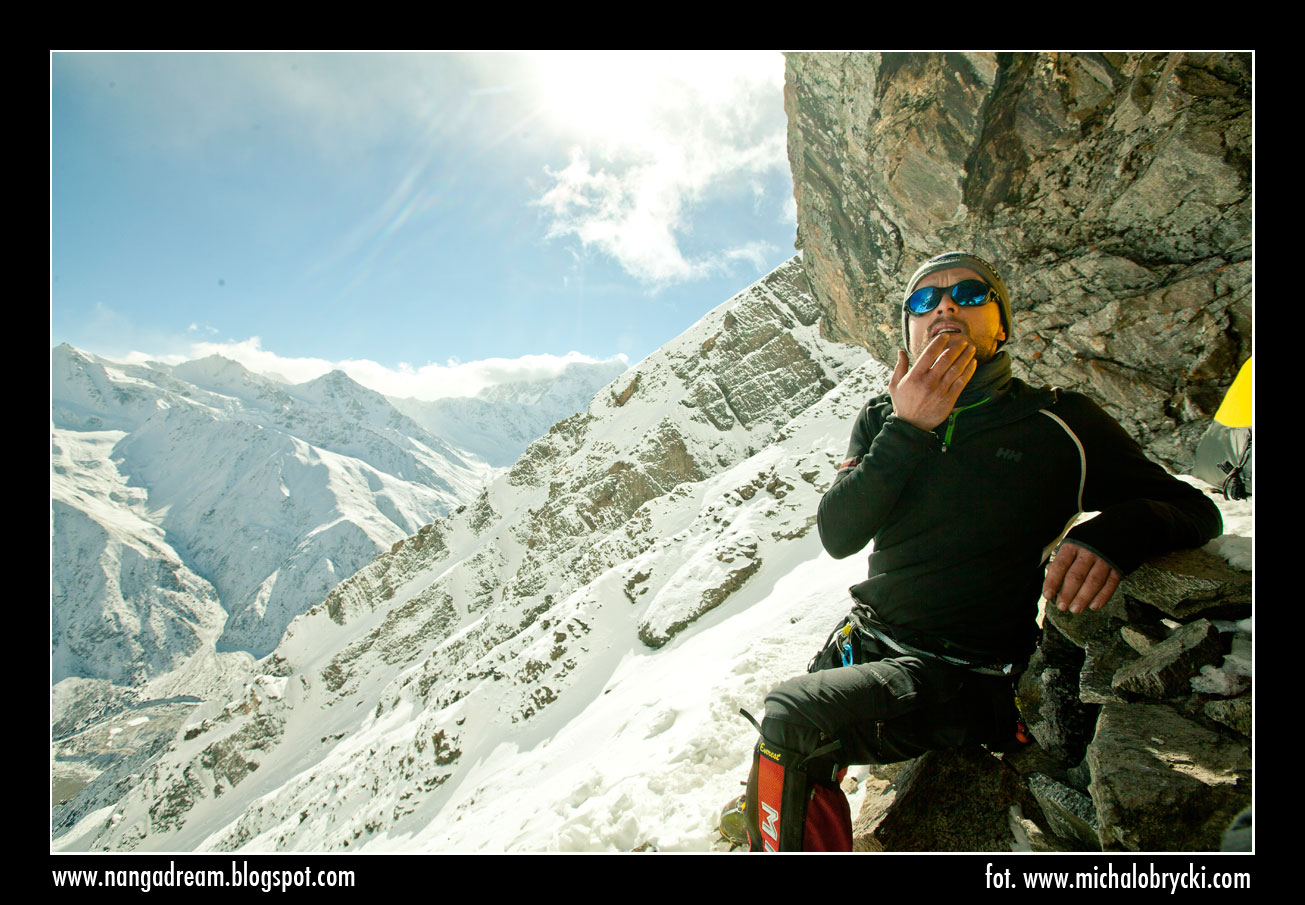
[941,411,958,452]
[939,397,991,453]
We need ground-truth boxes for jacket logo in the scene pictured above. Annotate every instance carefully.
[995,448,1023,462]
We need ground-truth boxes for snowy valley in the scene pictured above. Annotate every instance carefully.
[51,343,623,814]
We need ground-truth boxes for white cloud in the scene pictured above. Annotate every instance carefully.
[720,241,779,273]
[123,336,627,401]
[349,350,629,400]
[780,194,798,225]
[531,52,788,289]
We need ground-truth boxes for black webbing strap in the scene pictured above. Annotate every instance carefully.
[740,708,843,771]
[848,605,1013,676]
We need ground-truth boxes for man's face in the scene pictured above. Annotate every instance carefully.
[906,266,1007,364]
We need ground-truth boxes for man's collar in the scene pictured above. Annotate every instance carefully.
[956,351,1012,407]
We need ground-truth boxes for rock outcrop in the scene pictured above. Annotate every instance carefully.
[784,52,1251,469]
[1033,547,1251,851]
[853,747,1030,851]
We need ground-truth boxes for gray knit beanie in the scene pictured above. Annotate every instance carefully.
[900,252,1013,350]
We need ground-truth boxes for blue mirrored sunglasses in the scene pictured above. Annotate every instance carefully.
[905,279,996,316]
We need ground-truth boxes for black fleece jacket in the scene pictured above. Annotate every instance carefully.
[818,378,1223,663]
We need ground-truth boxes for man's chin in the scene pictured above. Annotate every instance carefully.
[973,343,1005,366]
[906,342,1000,366]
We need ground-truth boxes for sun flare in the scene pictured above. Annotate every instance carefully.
[528,51,781,153]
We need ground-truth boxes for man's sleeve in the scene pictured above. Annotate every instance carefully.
[817,398,937,559]
[1060,394,1224,575]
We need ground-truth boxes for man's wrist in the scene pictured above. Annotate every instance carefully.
[884,412,938,440]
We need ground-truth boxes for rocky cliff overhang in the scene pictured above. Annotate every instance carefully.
[784,52,1251,469]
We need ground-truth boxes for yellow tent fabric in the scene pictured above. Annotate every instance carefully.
[1215,356,1252,427]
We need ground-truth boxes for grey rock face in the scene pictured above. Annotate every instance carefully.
[1118,548,1252,619]
[1028,772,1101,851]
[784,52,1250,469]
[1087,703,1250,851]
[1079,636,1140,705]
[1111,617,1224,699]
[1120,622,1170,654]
[1044,581,1128,650]
[1204,695,1251,737]
[1018,622,1097,763]
[854,747,1025,851]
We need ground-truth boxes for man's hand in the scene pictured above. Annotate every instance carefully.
[1043,542,1122,614]
[888,335,978,430]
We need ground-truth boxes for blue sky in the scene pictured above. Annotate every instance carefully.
[51,52,798,398]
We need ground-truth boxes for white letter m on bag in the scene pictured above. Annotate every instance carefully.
[761,801,779,849]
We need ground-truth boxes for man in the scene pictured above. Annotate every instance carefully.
[741,251,1223,852]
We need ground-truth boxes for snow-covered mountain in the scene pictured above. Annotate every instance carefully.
[51,345,622,814]
[53,347,493,664]
[53,256,883,851]
[392,360,630,467]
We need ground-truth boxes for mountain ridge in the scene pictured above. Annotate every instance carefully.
[51,343,628,818]
[54,255,879,851]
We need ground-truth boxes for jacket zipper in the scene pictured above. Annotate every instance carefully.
[939,397,991,452]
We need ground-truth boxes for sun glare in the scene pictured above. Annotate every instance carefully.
[528,52,781,154]
[530,52,662,148]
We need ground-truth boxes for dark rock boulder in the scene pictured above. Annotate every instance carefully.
[1028,772,1101,851]
[1118,548,1252,620]
[1018,621,1097,764]
[1204,694,1251,738]
[1111,617,1223,699]
[1087,702,1250,851]
[853,746,1027,851]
